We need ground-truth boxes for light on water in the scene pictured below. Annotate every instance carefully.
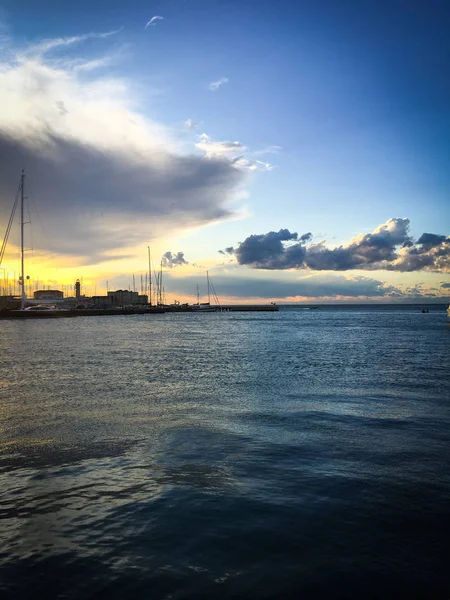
[0,306,449,598]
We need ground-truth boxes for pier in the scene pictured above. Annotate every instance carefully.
[0,304,279,319]
[0,307,165,319]
[218,304,279,312]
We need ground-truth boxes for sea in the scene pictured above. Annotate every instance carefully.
[0,305,449,599]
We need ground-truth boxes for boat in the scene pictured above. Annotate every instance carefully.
[25,304,60,311]
[0,171,70,318]
[191,273,220,312]
[191,304,219,313]
[421,308,429,313]
[447,302,450,319]
[1,171,34,313]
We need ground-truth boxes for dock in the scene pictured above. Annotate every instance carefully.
[164,304,279,312]
[0,304,278,319]
[219,304,279,312]
[0,307,165,319]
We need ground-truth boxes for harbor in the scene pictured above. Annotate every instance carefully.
[0,302,279,319]
[0,171,279,319]
[0,278,279,319]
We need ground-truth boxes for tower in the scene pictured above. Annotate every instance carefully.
[75,279,81,301]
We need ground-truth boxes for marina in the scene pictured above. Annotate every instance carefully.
[0,171,280,319]
[1,6,449,598]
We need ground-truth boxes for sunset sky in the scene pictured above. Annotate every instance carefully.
[0,0,449,303]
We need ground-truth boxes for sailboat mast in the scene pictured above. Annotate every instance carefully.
[20,170,26,310]
[197,284,200,306]
[148,246,152,306]
[160,261,163,306]
[207,270,210,305]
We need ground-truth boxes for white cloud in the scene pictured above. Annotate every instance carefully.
[53,100,68,115]
[196,133,246,156]
[208,77,229,91]
[0,33,246,264]
[184,118,198,130]
[25,28,123,57]
[73,57,112,72]
[232,158,274,172]
[254,145,282,155]
[195,133,274,172]
[145,16,164,29]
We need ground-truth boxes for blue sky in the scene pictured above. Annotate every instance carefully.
[0,0,449,301]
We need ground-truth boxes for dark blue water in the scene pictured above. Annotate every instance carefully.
[1,306,449,598]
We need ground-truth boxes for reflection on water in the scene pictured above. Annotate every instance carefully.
[0,309,449,598]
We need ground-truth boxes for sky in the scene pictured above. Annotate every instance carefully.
[0,0,449,303]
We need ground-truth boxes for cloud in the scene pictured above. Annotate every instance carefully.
[196,133,246,156]
[73,57,112,72]
[208,77,229,91]
[53,100,68,115]
[224,219,450,272]
[232,229,302,269]
[231,158,274,172]
[184,118,198,130]
[0,33,246,264]
[157,271,403,300]
[254,145,283,155]
[145,16,164,29]
[441,282,450,289]
[306,218,413,271]
[417,233,448,247]
[161,251,188,268]
[27,28,123,56]
[218,246,235,255]
[196,133,274,172]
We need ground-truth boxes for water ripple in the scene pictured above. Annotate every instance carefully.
[1,309,449,598]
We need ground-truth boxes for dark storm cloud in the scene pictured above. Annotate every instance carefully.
[233,229,302,269]
[224,219,450,272]
[417,233,448,247]
[0,133,243,262]
[161,251,188,268]
[218,246,234,256]
[441,282,450,289]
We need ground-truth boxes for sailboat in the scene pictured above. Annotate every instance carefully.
[0,171,27,310]
[0,171,69,318]
[192,271,220,312]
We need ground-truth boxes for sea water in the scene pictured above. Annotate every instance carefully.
[0,306,449,598]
